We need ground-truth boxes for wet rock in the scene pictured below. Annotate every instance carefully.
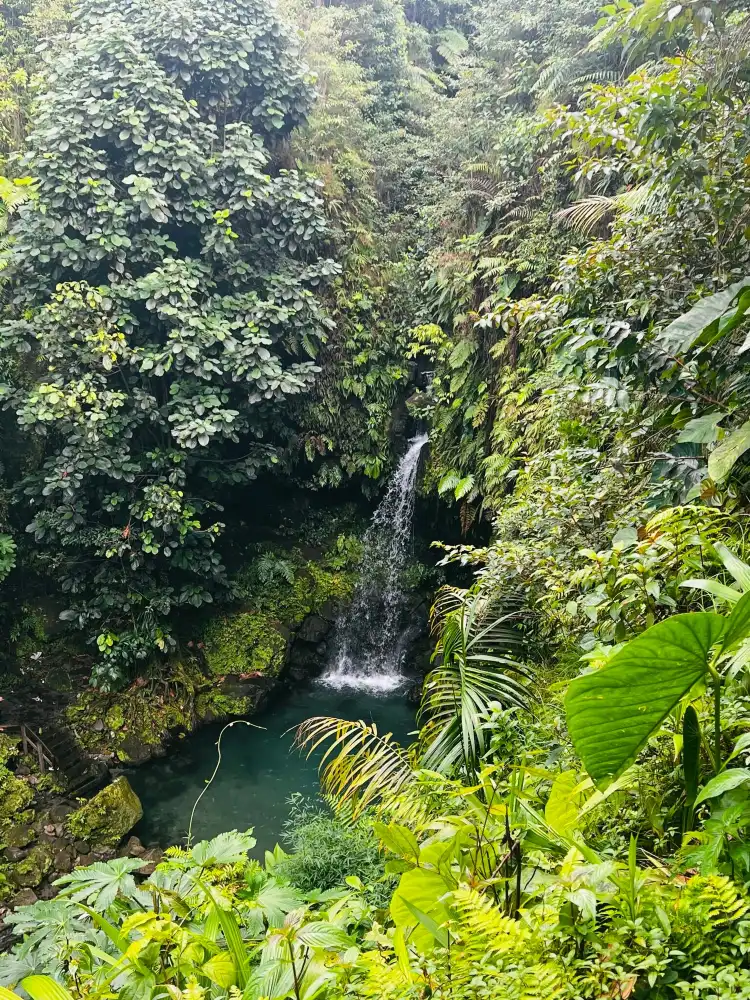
[298,614,329,644]
[2,846,27,863]
[5,825,35,848]
[116,735,155,765]
[11,844,54,888]
[53,846,74,875]
[92,844,116,861]
[10,889,37,908]
[48,803,73,824]
[76,853,95,867]
[66,777,143,846]
[138,847,163,877]
[73,840,90,855]
[37,881,57,901]
[125,835,144,856]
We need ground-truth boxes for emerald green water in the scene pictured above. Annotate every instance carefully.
[127,684,415,856]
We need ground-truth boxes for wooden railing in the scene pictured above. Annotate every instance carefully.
[0,723,57,772]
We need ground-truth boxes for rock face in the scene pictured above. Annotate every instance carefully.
[66,777,143,847]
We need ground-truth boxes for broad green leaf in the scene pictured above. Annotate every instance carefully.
[726,731,750,764]
[401,899,450,948]
[202,952,236,988]
[681,578,741,604]
[683,705,700,805]
[658,279,750,354]
[678,411,726,444]
[709,420,750,483]
[21,979,75,1000]
[391,868,452,955]
[694,768,750,806]
[566,613,725,787]
[545,771,582,836]
[372,822,420,861]
[714,543,750,591]
[0,989,20,1000]
[296,922,353,951]
[191,830,256,866]
[720,591,750,651]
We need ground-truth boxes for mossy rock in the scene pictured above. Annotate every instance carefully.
[0,738,34,846]
[203,611,287,676]
[105,704,126,730]
[11,843,53,888]
[67,777,143,847]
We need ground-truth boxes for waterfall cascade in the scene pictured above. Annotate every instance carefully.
[320,433,428,693]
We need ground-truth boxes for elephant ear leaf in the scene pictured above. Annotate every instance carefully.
[565,613,725,788]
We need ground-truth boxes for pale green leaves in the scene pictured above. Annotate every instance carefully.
[565,613,725,787]
[709,420,750,483]
[694,768,750,806]
[658,278,750,355]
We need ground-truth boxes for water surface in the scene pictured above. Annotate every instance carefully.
[128,684,415,856]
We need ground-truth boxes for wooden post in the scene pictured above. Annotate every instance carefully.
[21,725,28,756]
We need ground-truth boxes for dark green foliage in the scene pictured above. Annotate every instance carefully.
[0,0,338,687]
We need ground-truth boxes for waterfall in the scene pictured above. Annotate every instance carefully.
[321,433,428,693]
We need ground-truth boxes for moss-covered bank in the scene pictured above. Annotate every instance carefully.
[65,534,361,765]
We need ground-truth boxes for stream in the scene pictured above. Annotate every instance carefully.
[128,435,429,857]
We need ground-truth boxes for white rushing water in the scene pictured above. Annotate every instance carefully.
[320,433,428,693]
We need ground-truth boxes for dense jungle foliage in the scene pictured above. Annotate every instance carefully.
[6,0,750,997]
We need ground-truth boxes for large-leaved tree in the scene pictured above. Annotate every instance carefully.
[0,0,338,687]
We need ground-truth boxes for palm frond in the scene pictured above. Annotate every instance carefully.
[419,586,531,777]
[555,184,654,236]
[294,717,425,824]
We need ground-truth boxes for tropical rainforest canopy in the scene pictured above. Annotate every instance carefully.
[3,0,750,997]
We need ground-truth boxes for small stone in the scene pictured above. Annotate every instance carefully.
[73,841,90,854]
[92,845,116,861]
[36,881,57,901]
[125,835,144,856]
[53,847,74,875]
[16,764,30,776]
[44,825,55,836]
[92,720,105,732]
[10,889,37,908]
[54,824,64,838]
[76,853,95,867]
[138,847,163,877]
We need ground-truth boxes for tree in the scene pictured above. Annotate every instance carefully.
[0,0,338,688]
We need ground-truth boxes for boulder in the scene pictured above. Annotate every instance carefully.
[48,803,73,824]
[2,846,27,863]
[5,825,35,848]
[66,777,143,847]
[297,614,330,644]
[11,844,53,888]
[73,840,90,854]
[10,888,37,908]
[115,734,157,765]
